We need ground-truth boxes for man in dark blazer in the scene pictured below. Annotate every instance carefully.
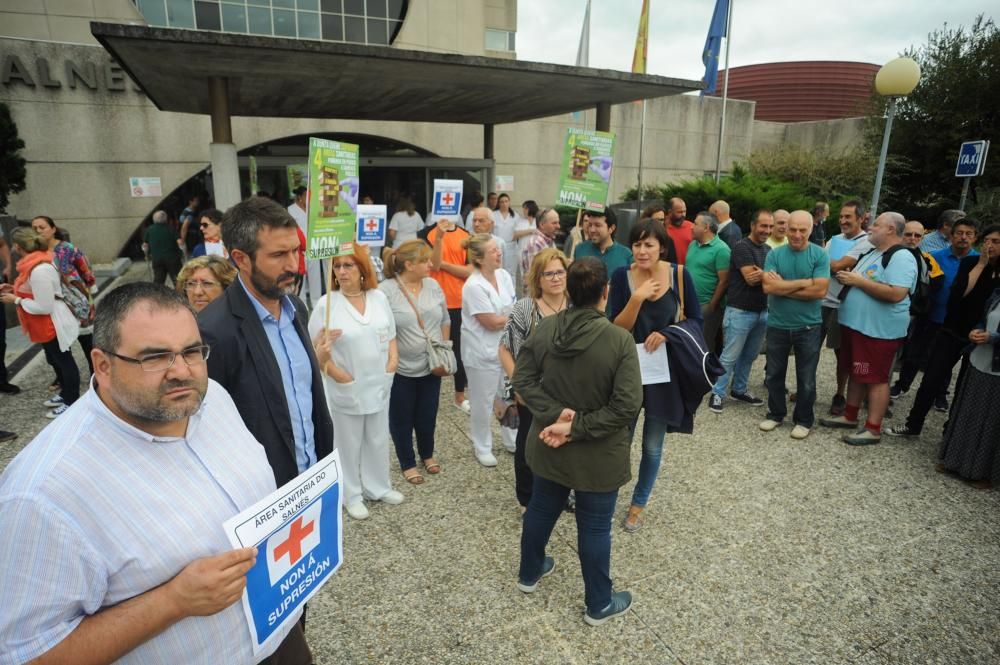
[199,196,333,488]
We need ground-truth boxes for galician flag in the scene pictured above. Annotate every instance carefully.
[631,0,650,74]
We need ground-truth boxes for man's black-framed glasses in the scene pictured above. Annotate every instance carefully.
[102,345,211,372]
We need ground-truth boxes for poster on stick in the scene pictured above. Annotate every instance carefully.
[306,138,359,259]
[555,128,616,208]
[431,179,463,222]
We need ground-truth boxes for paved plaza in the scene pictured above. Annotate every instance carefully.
[2,268,998,664]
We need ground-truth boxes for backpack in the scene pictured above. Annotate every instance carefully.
[57,274,95,326]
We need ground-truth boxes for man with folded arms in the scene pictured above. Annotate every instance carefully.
[759,210,830,440]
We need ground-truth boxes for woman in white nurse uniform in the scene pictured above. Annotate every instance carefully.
[461,233,516,467]
[310,245,402,520]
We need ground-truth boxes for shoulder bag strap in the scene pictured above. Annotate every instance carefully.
[527,300,540,338]
[396,278,429,337]
[674,263,686,322]
[396,278,427,335]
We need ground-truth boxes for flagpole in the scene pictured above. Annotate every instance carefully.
[713,0,733,184]
[637,100,646,212]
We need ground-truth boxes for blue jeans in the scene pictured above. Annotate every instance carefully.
[629,413,669,508]
[520,474,619,614]
[388,373,441,471]
[712,307,768,397]
[764,325,822,428]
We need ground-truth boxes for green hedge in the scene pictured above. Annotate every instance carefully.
[622,166,815,232]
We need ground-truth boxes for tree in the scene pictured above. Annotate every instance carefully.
[873,15,1000,214]
[0,102,27,214]
[745,144,879,207]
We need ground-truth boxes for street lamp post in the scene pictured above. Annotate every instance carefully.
[870,57,921,217]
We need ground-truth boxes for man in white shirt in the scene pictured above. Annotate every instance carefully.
[819,199,872,415]
[287,186,326,308]
[0,282,311,664]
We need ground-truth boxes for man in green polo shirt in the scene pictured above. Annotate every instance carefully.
[759,210,831,439]
[685,211,731,352]
[141,210,184,286]
[572,203,633,280]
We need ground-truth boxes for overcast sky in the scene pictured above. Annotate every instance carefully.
[516,0,991,84]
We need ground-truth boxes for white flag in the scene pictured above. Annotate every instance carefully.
[575,0,591,67]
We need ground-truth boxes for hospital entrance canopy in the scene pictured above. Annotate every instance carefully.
[91,22,701,125]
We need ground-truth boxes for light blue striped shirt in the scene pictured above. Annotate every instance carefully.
[919,229,950,254]
[0,380,297,664]
[238,277,317,473]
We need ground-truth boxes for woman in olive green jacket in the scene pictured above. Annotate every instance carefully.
[511,257,642,626]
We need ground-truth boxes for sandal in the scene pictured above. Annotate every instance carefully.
[623,505,644,532]
[422,458,441,474]
[402,468,424,485]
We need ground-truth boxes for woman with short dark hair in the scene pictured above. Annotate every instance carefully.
[190,208,227,258]
[608,218,702,532]
[512,256,642,626]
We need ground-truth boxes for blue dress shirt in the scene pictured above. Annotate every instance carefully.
[239,276,317,473]
[928,247,979,324]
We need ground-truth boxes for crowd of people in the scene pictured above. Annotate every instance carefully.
[0,187,998,660]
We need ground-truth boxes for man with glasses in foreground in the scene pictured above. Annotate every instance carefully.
[0,282,312,663]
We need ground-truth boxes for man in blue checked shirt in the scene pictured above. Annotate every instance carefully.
[0,283,311,664]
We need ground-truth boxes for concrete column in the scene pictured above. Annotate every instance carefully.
[207,76,240,210]
[484,123,495,194]
[596,102,611,132]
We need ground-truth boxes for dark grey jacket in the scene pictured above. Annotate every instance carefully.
[198,283,334,487]
[513,307,642,492]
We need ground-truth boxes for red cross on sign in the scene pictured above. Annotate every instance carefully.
[273,516,315,565]
[365,218,379,232]
[441,192,454,206]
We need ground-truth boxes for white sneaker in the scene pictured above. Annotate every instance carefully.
[790,425,811,440]
[345,501,369,520]
[476,452,498,467]
[758,419,781,432]
[379,490,405,505]
[43,395,64,408]
[45,404,69,419]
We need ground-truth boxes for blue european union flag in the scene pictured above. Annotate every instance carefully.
[701,0,730,95]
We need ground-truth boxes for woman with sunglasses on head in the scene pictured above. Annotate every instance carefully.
[309,244,401,520]
[499,247,569,512]
[191,209,228,258]
[176,256,238,313]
